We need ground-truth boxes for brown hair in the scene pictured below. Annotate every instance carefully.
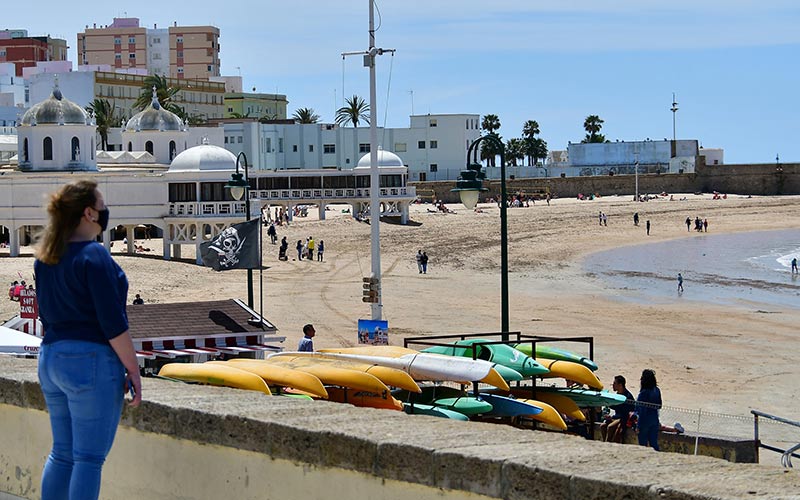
[35,180,98,265]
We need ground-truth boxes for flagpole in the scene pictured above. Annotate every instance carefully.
[259,208,264,326]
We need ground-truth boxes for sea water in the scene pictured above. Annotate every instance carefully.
[584,229,800,310]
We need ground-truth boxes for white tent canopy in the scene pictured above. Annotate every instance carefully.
[0,325,41,356]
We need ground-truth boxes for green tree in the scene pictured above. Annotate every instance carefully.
[505,138,525,166]
[133,75,182,112]
[335,95,370,127]
[582,115,606,143]
[521,119,541,166]
[481,114,501,134]
[530,137,548,166]
[292,107,320,124]
[85,98,121,151]
[229,112,251,119]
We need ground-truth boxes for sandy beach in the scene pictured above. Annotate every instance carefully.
[3,193,800,435]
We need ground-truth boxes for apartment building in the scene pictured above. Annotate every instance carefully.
[224,92,288,120]
[28,70,226,128]
[78,18,220,80]
[0,30,68,77]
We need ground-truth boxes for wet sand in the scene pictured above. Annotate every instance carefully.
[3,193,800,425]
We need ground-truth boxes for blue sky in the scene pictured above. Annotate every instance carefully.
[6,1,799,163]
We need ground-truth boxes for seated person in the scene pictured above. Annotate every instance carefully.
[600,375,635,442]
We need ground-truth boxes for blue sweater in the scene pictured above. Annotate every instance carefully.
[636,387,662,427]
[35,241,129,345]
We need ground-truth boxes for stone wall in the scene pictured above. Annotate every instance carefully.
[414,162,800,204]
[1,356,798,499]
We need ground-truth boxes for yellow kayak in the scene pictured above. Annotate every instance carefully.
[218,360,328,398]
[266,357,390,394]
[319,346,418,357]
[518,398,568,430]
[325,386,404,411]
[535,358,603,390]
[269,355,420,393]
[506,389,585,422]
[159,363,271,395]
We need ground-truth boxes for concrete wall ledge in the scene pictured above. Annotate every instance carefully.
[1,356,798,500]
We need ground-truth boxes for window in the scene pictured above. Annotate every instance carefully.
[176,36,184,43]
[266,138,272,151]
[127,142,132,152]
[278,138,283,153]
[430,140,438,149]
[359,143,370,153]
[168,182,197,202]
[308,145,314,152]
[152,37,161,44]
[169,141,177,160]
[0,49,6,57]
[224,137,228,144]
[114,37,121,45]
[207,65,212,72]
[22,138,28,162]
[71,137,80,161]
[153,53,161,60]
[394,143,406,152]
[115,54,122,60]
[145,141,153,155]
[177,51,183,58]
[129,53,135,59]
[418,141,426,149]
[237,136,243,143]
[177,68,184,74]
[429,119,437,127]
[43,137,53,160]
[227,107,233,112]
[466,119,469,129]
[430,164,438,172]
[293,145,298,152]
[323,144,335,154]
[128,37,136,44]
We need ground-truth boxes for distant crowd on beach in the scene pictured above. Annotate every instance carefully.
[8,280,34,301]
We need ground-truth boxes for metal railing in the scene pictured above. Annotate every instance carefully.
[752,410,800,467]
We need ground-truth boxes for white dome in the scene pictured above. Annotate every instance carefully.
[169,144,237,172]
[356,149,403,168]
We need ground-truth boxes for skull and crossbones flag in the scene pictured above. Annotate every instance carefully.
[200,218,260,271]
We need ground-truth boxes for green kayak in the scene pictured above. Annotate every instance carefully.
[513,343,598,372]
[527,386,626,408]
[422,339,549,377]
[393,386,493,416]
[403,403,469,421]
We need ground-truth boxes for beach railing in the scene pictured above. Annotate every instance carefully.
[752,410,800,467]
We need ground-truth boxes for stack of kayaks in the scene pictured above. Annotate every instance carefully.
[156,340,607,429]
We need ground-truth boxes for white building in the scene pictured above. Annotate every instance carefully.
[220,113,481,182]
[1,85,415,261]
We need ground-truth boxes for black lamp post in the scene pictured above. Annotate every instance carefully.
[224,151,254,308]
[452,135,509,340]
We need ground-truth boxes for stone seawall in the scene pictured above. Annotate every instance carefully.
[414,163,800,204]
[1,356,798,500]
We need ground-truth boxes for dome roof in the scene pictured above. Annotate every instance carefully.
[20,85,88,126]
[124,87,184,132]
[169,143,237,172]
[356,149,404,168]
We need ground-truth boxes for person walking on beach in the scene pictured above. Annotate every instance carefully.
[317,240,324,262]
[685,217,691,232]
[602,213,608,226]
[296,239,303,261]
[298,324,315,352]
[633,212,639,226]
[792,257,798,274]
[599,211,603,226]
[636,369,662,451]
[34,180,142,500]
[267,223,277,244]
[646,220,651,235]
[677,273,684,292]
[416,250,424,274]
[703,219,708,232]
[421,252,429,274]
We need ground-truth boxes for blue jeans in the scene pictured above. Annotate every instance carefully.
[38,341,125,500]
[638,422,660,451]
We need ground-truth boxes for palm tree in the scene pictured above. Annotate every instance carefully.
[522,120,541,165]
[134,75,182,111]
[335,95,369,127]
[229,112,251,119]
[530,137,548,166]
[505,138,525,166]
[582,115,606,143]
[293,107,320,124]
[481,114,501,134]
[85,98,121,151]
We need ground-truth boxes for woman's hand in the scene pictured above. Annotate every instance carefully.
[125,372,142,407]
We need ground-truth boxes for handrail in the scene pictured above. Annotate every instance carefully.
[752,409,800,467]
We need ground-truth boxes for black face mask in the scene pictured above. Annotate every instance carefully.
[96,208,110,232]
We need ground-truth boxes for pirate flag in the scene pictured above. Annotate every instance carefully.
[200,218,260,271]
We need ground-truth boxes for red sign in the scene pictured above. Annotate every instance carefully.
[19,288,38,319]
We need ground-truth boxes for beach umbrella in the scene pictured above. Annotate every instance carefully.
[0,325,41,355]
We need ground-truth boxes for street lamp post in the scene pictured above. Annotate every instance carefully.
[452,135,510,340]
[225,151,255,309]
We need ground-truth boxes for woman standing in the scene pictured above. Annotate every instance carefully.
[35,180,141,500]
[636,368,662,451]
